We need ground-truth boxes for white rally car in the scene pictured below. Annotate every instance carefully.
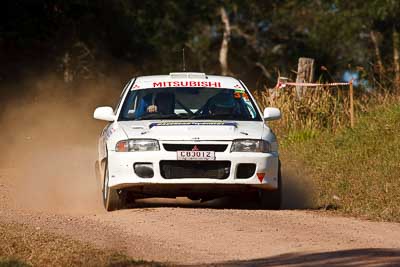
[94,72,281,211]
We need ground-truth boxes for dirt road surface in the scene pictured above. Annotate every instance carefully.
[1,80,400,266]
[2,153,400,266]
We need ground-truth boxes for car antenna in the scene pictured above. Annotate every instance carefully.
[182,47,186,72]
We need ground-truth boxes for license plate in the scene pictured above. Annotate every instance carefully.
[177,151,215,161]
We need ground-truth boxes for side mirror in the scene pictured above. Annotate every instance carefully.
[263,107,281,121]
[93,106,116,122]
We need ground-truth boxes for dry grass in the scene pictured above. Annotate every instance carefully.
[0,222,163,267]
[254,85,400,221]
[253,85,395,136]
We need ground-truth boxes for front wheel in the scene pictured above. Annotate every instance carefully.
[259,160,282,210]
[103,161,124,211]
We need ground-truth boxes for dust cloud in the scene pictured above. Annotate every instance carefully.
[0,74,121,214]
[0,74,316,213]
[281,157,317,209]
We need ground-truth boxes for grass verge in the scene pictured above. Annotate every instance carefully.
[281,103,400,221]
[0,222,164,267]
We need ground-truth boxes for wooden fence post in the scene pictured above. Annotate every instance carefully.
[295,57,314,98]
[349,80,354,128]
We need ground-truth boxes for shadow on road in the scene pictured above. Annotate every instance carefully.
[127,196,260,210]
[190,248,400,266]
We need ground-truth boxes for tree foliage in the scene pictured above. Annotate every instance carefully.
[1,0,400,89]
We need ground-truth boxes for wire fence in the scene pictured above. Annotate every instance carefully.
[254,79,358,134]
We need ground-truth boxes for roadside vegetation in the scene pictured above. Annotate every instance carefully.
[0,222,163,267]
[268,93,400,221]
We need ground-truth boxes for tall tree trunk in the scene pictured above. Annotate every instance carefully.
[393,27,400,92]
[370,31,385,80]
[219,7,230,75]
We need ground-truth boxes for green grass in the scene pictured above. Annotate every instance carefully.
[281,103,400,221]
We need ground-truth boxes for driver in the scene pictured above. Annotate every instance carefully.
[147,92,175,114]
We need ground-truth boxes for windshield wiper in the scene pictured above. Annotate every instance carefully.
[136,113,190,120]
[190,113,236,120]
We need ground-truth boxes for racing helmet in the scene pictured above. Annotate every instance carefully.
[208,90,237,115]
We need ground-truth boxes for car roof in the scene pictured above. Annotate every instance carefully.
[131,72,245,90]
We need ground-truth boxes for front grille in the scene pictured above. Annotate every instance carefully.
[163,144,228,152]
[160,160,231,179]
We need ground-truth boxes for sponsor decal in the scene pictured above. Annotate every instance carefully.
[105,126,116,140]
[152,81,221,88]
[148,121,237,128]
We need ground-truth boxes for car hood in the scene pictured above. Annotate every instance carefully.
[117,120,265,141]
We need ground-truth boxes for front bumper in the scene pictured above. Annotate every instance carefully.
[106,141,279,191]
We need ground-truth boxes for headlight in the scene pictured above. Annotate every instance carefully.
[230,139,271,153]
[115,139,160,152]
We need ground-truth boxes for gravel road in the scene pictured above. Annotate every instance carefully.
[1,162,400,266]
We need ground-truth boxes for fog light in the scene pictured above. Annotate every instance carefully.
[236,163,256,179]
[134,163,154,178]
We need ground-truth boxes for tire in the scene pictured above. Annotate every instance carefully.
[103,160,124,211]
[259,160,282,210]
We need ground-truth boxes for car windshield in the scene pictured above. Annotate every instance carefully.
[118,87,261,121]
